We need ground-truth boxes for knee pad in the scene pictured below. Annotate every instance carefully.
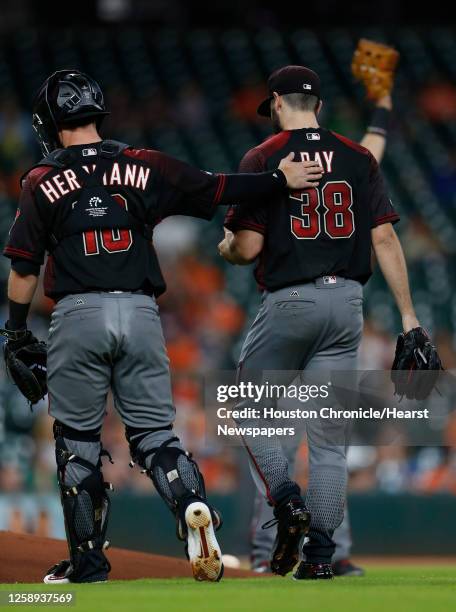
[54,421,112,582]
[126,428,206,510]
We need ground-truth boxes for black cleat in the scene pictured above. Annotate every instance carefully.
[293,562,333,580]
[43,558,110,584]
[264,496,310,576]
[332,559,365,577]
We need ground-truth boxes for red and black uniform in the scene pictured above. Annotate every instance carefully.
[225,127,399,289]
[226,126,400,567]
[4,141,287,300]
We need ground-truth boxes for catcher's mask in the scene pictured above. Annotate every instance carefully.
[32,70,109,155]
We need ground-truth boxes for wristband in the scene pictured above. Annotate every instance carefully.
[273,169,287,188]
[7,300,30,331]
[367,107,391,137]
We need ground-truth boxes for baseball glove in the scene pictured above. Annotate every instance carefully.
[1,327,47,405]
[351,38,400,101]
[391,327,442,401]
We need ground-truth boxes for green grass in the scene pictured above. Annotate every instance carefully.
[1,567,455,612]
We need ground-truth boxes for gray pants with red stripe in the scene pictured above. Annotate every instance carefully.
[48,291,177,436]
[250,423,353,569]
[46,291,188,579]
[236,277,363,564]
[47,291,184,497]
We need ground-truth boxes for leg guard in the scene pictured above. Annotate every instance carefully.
[54,421,112,583]
[126,428,221,538]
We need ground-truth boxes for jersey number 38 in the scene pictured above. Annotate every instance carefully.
[290,181,354,239]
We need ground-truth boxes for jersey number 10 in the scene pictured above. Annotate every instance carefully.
[290,181,354,239]
[83,194,133,256]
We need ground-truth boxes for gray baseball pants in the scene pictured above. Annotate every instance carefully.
[236,277,363,563]
[47,291,184,491]
[250,426,353,568]
[46,291,214,580]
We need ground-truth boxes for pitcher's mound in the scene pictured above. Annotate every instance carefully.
[0,531,256,583]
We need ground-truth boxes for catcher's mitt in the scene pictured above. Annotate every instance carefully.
[351,38,400,101]
[391,327,442,401]
[1,328,47,405]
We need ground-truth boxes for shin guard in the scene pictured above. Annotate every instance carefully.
[54,421,112,583]
[126,431,221,539]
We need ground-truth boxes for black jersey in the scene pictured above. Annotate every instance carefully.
[4,140,287,299]
[225,127,399,290]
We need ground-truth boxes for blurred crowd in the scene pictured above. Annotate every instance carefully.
[1,27,456,539]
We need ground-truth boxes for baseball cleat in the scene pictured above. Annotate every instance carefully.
[252,560,272,574]
[43,560,73,584]
[267,495,311,576]
[332,559,365,577]
[43,558,109,584]
[293,562,334,580]
[185,501,224,582]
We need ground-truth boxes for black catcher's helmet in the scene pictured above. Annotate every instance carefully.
[32,70,109,155]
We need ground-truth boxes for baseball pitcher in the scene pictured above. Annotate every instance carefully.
[246,40,399,578]
[219,64,442,579]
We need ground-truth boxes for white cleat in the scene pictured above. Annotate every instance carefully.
[185,501,223,582]
[43,560,72,584]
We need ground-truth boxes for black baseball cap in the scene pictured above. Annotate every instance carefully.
[257,65,321,117]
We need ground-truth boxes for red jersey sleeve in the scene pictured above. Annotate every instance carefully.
[4,171,48,266]
[368,153,400,227]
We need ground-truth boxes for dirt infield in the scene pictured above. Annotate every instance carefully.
[0,531,257,583]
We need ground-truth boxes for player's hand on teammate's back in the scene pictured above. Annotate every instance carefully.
[278,153,323,189]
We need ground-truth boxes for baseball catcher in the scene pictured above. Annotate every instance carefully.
[3,70,319,584]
